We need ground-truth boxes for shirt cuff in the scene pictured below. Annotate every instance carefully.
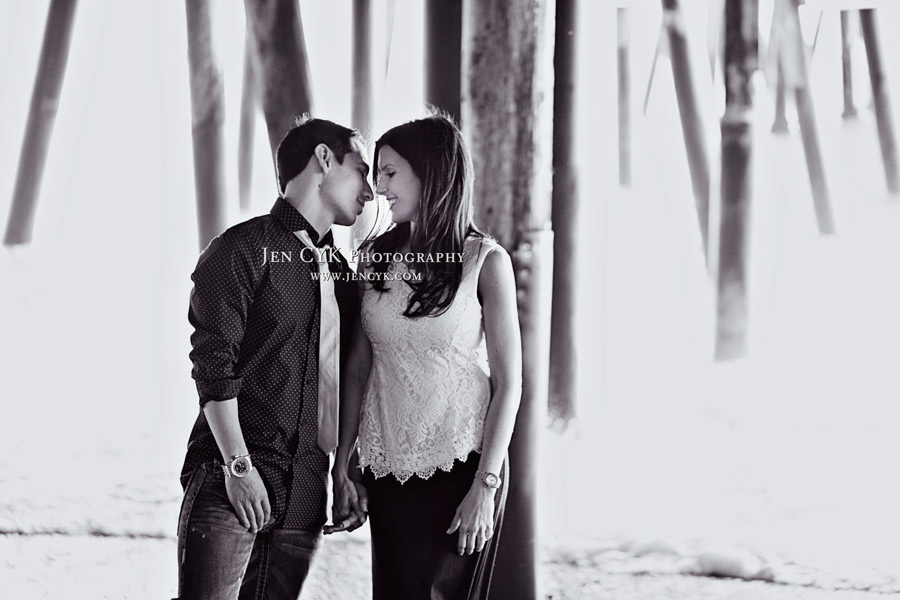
[196,378,243,406]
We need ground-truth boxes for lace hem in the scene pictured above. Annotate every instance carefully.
[359,446,482,484]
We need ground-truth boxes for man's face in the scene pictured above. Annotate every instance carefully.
[321,141,374,227]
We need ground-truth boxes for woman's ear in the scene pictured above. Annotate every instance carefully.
[314,143,332,173]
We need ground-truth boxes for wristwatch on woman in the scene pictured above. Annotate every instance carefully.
[475,469,501,490]
[222,454,253,478]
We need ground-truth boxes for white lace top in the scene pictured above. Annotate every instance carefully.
[358,235,499,483]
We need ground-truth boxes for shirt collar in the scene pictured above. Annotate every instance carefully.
[270,197,334,248]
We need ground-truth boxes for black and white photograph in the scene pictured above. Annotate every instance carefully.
[1,0,899,598]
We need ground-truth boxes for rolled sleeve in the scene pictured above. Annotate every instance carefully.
[188,231,258,406]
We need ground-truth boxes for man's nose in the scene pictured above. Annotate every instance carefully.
[362,182,374,203]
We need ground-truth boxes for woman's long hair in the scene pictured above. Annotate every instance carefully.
[366,111,484,318]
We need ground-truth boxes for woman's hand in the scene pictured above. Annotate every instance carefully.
[324,471,368,534]
[446,482,496,555]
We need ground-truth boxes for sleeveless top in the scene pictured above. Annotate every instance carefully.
[358,235,500,483]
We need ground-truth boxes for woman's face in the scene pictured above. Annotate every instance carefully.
[376,145,421,224]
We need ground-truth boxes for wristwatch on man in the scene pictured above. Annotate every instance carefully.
[475,469,501,490]
[222,454,253,478]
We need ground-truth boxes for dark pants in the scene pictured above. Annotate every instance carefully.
[363,452,507,600]
[174,462,321,600]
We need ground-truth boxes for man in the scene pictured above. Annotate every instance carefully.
[176,117,373,599]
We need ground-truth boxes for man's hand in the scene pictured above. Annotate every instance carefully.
[225,470,271,533]
[324,473,368,534]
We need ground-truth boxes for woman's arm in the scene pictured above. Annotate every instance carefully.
[325,310,373,534]
[447,246,523,554]
[474,247,523,475]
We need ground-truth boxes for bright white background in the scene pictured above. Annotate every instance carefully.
[1,0,899,596]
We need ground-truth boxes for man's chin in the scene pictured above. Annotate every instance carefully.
[336,214,359,227]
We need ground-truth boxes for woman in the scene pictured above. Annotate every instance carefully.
[332,113,522,599]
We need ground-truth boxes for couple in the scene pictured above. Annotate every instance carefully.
[175,113,522,600]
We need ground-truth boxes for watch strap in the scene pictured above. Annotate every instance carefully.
[475,469,501,489]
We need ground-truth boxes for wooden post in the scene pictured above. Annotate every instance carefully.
[716,0,758,361]
[352,0,374,139]
[238,32,257,212]
[244,0,315,160]
[769,5,789,134]
[840,10,858,120]
[351,0,379,248]
[707,0,724,78]
[462,0,554,597]
[4,0,78,246]
[778,0,835,234]
[772,59,790,133]
[859,9,900,195]
[662,0,711,261]
[424,0,462,122]
[185,0,229,251]
[618,7,632,186]
[549,0,578,428]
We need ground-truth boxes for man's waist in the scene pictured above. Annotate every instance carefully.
[183,437,328,471]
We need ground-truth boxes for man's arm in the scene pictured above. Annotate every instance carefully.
[188,232,270,532]
[188,233,256,403]
[325,310,372,534]
[204,399,271,533]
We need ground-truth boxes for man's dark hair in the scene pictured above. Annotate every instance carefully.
[275,116,360,194]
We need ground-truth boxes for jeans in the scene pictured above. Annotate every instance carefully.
[174,462,321,600]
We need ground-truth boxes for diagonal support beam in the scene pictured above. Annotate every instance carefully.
[4,0,79,246]
[859,9,900,195]
[662,0,712,263]
[776,0,835,234]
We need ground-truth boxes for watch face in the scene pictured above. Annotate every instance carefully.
[232,457,251,477]
[485,474,498,487]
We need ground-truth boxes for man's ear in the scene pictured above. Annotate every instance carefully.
[313,143,332,173]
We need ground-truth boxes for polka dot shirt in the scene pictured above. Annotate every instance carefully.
[181,197,360,530]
